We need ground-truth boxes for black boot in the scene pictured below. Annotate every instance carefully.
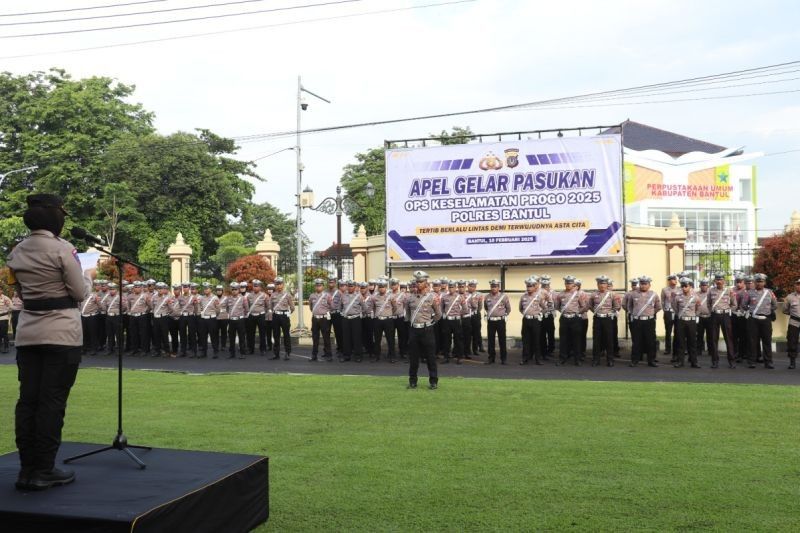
[789,357,796,370]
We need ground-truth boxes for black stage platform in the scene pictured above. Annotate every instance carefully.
[0,442,268,532]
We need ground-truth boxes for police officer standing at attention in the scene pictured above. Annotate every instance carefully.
[197,282,220,358]
[405,271,442,389]
[308,278,333,361]
[226,281,249,359]
[457,280,473,361]
[519,276,547,365]
[708,273,737,369]
[742,273,777,369]
[370,279,397,363]
[591,275,620,367]
[782,279,800,370]
[0,286,12,354]
[101,282,123,356]
[662,274,679,360]
[340,280,364,362]
[8,194,93,491]
[328,277,344,357]
[151,282,176,358]
[483,279,511,365]
[627,276,661,367]
[554,275,587,366]
[732,274,748,363]
[673,277,701,368]
[270,277,294,360]
[539,276,556,360]
[440,280,466,364]
[246,280,269,356]
[467,280,484,356]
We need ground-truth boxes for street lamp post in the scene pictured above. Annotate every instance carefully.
[301,182,375,279]
[295,76,330,334]
[0,165,38,188]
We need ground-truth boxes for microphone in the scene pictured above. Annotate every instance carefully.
[71,226,105,246]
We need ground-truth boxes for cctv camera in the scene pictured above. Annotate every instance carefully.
[300,102,308,111]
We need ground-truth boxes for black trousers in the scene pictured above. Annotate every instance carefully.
[470,313,483,353]
[97,312,106,349]
[710,313,736,363]
[341,316,362,359]
[1,319,9,348]
[541,314,556,356]
[190,316,200,352]
[580,317,589,357]
[246,314,268,354]
[362,317,375,355]
[441,318,463,359]
[408,325,437,385]
[630,319,657,364]
[733,314,748,361]
[747,318,773,365]
[434,320,443,354]
[272,314,291,356]
[217,319,228,349]
[697,316,713,355]
[105,315,121,352]
[675,319,698,366]
[663,311,676,354]
[178,315,196,355]
[612,315,620,356]
[123,315,131,351]
[152,316,172,355]
[81,315,99,353]
[460,316,472,357]
[130,315,150,354]
[169,318,180,353]
[332,313,344,354]
[142,314,152,353]
[521,317,542,363]
[395,317,409,356]
[558,316,582,363]
[373,317,395,359]
[11,310,21,339]
[15,345,80,473]
[228,318,247,357]
[486,319,507,363]
[265,319,273,349]
[592,317,615,364]
[198,317,218,355]
[788,324,799,359]
[311,316,332,357]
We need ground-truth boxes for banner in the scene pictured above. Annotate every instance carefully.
[623,162,734,203]
[385,135,624,264]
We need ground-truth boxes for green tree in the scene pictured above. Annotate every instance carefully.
[209,231,254,274]
[232,202,305,261]
[340,127,474,235]
[138,219,203,282]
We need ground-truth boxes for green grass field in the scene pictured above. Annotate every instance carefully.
[1,367,798,531]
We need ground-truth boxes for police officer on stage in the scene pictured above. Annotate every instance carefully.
[627,275,661,367]
[405,271,442,389]
[783,279,800,370]
[483,279,511,364]
[8,193,93,491]
[308,278,333,361]
[673,277,701,368]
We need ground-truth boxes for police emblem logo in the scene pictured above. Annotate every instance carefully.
[478,152,503,171]
[504,148,519,168]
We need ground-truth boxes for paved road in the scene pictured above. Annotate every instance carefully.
[1,346,797,386]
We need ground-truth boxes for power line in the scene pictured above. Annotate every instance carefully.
[0,0,476,57]
[762,148,800,157]
[0,0,286,27]
[0,0,165,17]
[0,0,362,39]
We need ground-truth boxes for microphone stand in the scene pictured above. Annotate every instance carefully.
[64,245,152,469]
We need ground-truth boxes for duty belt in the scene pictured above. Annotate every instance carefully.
[314,314,330,319]
[345,315,360,319]
[251,311,266,316]
[561,313,577,319]
[377,316,392,320]
[633,316,654,321]
[524,314,543,320]
[274,311,291,316]
[713,310,731,315]
[202,314,217,319]
[594,313,612,318]
[679,316,697,321]
[753,314,769,320]
[445,316,460,321]
[411,322,434,329]
[488,316,504,321]
[23,297,77,311]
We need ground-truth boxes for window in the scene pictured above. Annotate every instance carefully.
[740,179,752,202]
[648,208,749,244]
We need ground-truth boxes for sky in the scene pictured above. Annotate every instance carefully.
[2,0,799,250]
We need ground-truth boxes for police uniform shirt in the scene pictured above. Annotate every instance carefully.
[468,291,483,314]
[217,295,230,320]
[328,288,343,313]
[627,290,662,318]
[127,291,151,315]
[309,291,333,316]
[783,292,800,327]
[661,286,678,312]
[744,288,777,317]
[404,291,442,326]
[695,289,711,318]
[247,291,268,315]
[0,294,12,318]
[361,292,373,318]
[391,290,406,318]
[674,292,700,318]
[98,291,112,315]
[80,292,101,317]
[518,290,547,317]
[7,229,92,347]
[102,293,124,316]
[484,292,511,318]
[341,291,364,317]
[554,289,587,315]
[11,294,23,311]
[440,292,466,319]
[733,287,749,313]
[270,290,295,314]
[590,290,620,315]
[226,293,249,319]
[708,285,734,313]
[177,293,196,316]
[369,292,397,319]
[198,294,220,318]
